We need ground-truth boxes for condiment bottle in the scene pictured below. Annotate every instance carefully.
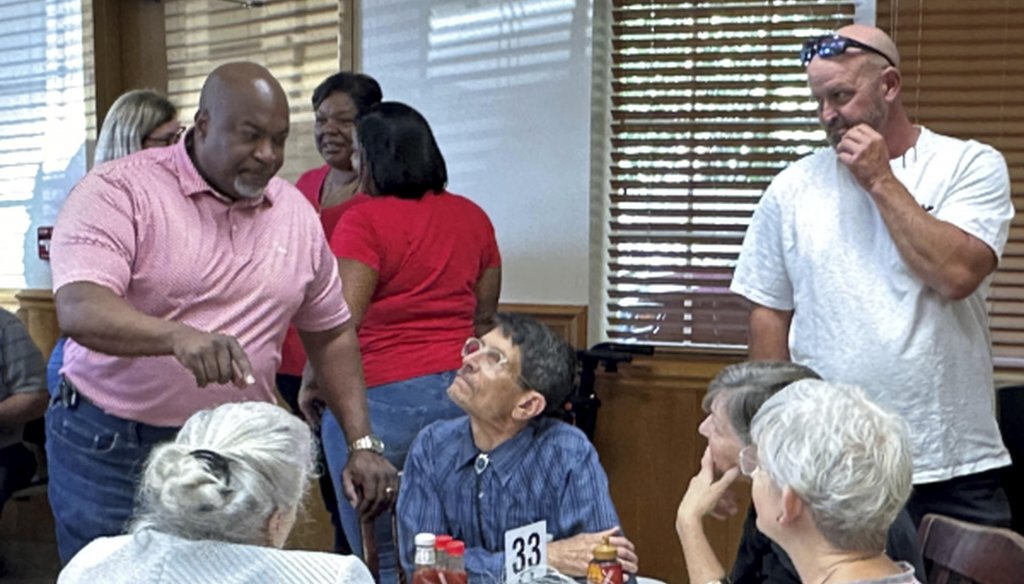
[434,534,453,572]
[586,536,622,584]
[413,532,439,584]
[443,540,467,584]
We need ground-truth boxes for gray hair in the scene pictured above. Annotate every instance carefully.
[702,361,821,444]
[131,401,316,545]
[750,379,913,553]
[94,89,177,165]
[492,312,577,414]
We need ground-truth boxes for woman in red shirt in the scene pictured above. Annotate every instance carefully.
[317,102,501,583]
[278,72,383,404]
[276,72,383,556]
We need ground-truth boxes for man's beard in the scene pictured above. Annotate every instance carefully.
[234,174,270,199]
[826,97,889,148]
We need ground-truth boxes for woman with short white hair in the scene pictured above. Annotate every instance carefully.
[58,401,373,584]
[749,379,919,583]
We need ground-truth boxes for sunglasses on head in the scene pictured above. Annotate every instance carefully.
[800,34,896,68]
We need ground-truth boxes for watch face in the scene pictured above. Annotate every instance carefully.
[351,435,385,454]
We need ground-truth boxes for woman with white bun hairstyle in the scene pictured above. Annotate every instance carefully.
[58,401,373,584]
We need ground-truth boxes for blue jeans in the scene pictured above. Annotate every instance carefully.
[47,337,66,400]
[45,378,179,563]
[321,371,463,584]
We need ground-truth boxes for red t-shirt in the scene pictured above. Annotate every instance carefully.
[278,165,364,376]
[330,191,500,387]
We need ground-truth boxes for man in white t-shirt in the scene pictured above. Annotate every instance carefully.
[731,24,1013,527]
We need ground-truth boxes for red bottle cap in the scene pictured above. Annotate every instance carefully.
[446,540,465,556]
[435,534,453,550]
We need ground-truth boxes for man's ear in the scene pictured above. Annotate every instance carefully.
[881,67,901,102]
[194,109,209,140]
[779,485,806,526]
[511,390,546,421]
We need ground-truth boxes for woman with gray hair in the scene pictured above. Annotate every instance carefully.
[57,401,373,584]
[677,362,923,584]
[748,380,919,582]
[93,89,181,166]
[679,379,921,584]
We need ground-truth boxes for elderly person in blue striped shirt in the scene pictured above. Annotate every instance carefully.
[397,312,638,581]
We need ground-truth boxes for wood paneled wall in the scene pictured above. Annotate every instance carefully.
[92,0,168,124]
[14,290,59,361]
[593,350,746,583]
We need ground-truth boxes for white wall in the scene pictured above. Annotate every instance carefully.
[1,0,89,290]
[361,0,593,305]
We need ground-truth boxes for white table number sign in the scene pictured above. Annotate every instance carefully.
[504,520,547,583]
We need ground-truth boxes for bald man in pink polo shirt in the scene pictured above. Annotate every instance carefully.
[47,62,397,563]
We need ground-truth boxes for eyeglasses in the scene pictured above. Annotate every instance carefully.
[461,337,533,389]
[143,125,185,148]
[800,34,896,68]
[739,444,760,477]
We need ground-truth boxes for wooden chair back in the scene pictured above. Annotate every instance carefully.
[918,513,1024,584]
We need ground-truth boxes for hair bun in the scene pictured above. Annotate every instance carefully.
[153,446,235,514]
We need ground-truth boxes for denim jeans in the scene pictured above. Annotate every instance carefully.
[321,370,463,584]
[47,337,66,401]
[45,378,179,563]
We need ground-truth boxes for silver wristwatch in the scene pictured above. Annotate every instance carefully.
[348,434,385,455]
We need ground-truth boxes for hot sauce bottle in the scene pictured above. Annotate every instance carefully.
[586,536,622,584]
[413,532,439,584]
[434,534,453,572]
[443,540,467,584]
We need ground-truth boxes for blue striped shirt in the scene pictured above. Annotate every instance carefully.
[397,416,621,582]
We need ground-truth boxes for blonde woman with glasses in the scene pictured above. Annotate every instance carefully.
[93,89,181,165]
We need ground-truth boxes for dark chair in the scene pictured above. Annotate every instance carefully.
[918,513,1024,584]
[997,384,1024,535]
[558,342,654,441]
[8,417,47,504]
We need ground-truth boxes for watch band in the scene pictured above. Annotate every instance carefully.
[348,434,385,455]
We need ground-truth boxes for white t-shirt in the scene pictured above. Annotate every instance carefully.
[58,530,374,584]
[731,127,1013,483]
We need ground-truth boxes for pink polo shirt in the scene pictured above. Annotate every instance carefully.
[51,137,350,427]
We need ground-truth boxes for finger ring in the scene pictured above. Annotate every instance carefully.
[385,486,395,495]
